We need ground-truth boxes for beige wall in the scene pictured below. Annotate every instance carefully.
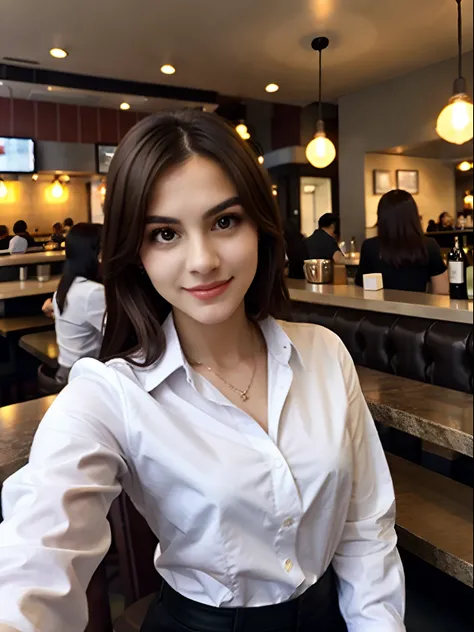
[365,154,455,231]
[0,176,89,234]
[338,52,473,245]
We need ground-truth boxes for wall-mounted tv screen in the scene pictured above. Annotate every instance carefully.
[0,137,35,173]
[96,144,117,175]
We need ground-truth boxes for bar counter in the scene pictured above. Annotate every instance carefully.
[287,279,473,325]
[0,250,65,268]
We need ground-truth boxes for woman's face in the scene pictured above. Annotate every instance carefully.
[140,155,259,326]
[441,213,453,227]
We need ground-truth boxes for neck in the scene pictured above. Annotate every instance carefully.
[173,303,257,369]
[322,227,333,237]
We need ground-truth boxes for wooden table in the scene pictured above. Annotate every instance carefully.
[0,277,60,301]
[0,315,53,338]
[19,331,58,367]
[0,395,57,484]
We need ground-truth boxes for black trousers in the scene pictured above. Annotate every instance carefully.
[141,567,347,632]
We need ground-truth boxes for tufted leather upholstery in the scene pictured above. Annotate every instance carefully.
[290,302,473,394]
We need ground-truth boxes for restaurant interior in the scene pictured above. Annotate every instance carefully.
[0,1,473,631]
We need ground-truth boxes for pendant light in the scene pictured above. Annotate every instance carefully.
[436,0,473,145]
[305,37,336,169]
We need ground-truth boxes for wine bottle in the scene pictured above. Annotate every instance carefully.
[448,236,468,300]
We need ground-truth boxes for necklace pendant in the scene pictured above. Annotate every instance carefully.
[241,392,248,402]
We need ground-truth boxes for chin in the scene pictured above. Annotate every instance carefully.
[175,296,244,327]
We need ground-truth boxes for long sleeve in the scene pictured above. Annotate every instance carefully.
[0,373,127,632]
[333,343,406,631]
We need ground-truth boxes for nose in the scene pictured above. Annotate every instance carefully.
[187,234,220,276]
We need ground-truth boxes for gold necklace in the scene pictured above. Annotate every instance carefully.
[188,333,257,402]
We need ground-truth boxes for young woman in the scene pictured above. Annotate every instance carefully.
[51,222,105,383]
[356,189,449,294]
[0,112,405,632]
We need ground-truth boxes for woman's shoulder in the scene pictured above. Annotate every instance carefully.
[277,319,345,362]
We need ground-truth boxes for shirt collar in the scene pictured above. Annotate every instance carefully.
[130,312,305,393]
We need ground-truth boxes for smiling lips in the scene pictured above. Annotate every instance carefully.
[184,278,233,300]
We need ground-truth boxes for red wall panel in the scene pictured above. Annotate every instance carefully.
[118,110,138,140]
[58,104,79,143]
[0,98,12,136]
[78,106,99,144]
[12,99,35,138]
[98,108,119,144]
[36,102,59,141]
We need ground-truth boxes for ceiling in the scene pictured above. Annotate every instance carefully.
[382,139,473,162]
[0,81,218,112]
[0,0,473,106]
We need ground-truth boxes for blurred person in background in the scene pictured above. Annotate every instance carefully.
[426,219,437,232]
[10,219,36,251]
[356,189,448,294]
[283,218,307,279]
[0,225,11,251]
[437,211,454,231]
[50,222,65,245]
[305,213,346,264]
[48,223,105,384]
[63,217,74,236]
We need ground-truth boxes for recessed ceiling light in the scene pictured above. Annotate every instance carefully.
[47,86,53,91]
[160,64,176,75]
[457,160,473,172]
[120,102,131,110]
[265,83,279,93]
[0,82,3,86]
[50,48,68,59]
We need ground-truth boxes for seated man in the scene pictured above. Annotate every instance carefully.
[305,213,346,264]
[9,220,37,254]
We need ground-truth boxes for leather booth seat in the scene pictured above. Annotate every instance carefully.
[290,302,473,394]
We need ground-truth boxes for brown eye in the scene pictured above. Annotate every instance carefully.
[213,215,241,231]
[151,228,178,244]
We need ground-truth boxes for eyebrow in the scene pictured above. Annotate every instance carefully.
[145,196,243,226]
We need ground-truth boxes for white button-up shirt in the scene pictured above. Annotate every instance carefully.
[0,315,405,632]
[52,277,105,368]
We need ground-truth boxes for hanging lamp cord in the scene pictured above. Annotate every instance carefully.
[318,48,323,121]
[457,0,463,78]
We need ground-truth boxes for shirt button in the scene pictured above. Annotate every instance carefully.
[284,559,293,573]
[283,518,294,528]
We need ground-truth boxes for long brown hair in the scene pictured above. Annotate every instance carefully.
[100,110,289,366]
[377,189,428,267]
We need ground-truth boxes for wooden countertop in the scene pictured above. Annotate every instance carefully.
[287,279,473,325]
[19,330,58,367]
[388,453,473,586]
[0,250,65,267]
[358,367,473,457]
[0,276,60,300]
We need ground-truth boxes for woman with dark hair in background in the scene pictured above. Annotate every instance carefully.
[437,211,454,231]
[356,189,449,294]
[51,222,105,383]
[283,218,307,279]
[0,112,405,632]
[50,221,65,245]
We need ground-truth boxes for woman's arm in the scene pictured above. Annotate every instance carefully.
[332,342,406,631]
[0,372,126,632]
[430,270,449,295]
